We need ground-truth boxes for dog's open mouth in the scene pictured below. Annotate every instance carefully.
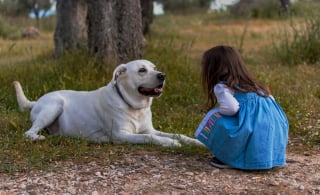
[138,84,164,97]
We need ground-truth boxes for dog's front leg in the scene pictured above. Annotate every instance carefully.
[146,129,204,146]
[111,131,181,147]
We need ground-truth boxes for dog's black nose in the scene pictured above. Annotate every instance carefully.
[157,73,166,81]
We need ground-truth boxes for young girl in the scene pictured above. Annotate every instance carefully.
[195,45,289,170]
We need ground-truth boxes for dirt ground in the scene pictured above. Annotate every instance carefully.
[0,145,319,195]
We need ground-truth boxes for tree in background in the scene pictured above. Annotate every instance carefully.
[54,0,144,63]
[279,0,290,14]
[0,0,51,27]
[28,0,52,28]
[54,0,87,57]
[141,0,153,35]
[23,0,51,29]
[87,0,144,62]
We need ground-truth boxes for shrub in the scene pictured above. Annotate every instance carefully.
[0,15,20,40]
[230,0,283,19]
[273,15,320,65]
[159,0,210,14]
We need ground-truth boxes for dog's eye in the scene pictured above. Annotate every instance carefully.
[139,68,147,73]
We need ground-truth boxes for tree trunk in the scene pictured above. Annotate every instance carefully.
[87,0,117,61]
[116,0,144,61]
[140,0,154,35]
[54,0,87,57]
[87,0,144,63]
[279,0,290,14]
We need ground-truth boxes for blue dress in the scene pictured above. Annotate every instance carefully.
[195,92,289,170]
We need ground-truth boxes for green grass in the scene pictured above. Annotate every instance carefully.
[0,15,20,40]
[1,10,320,173]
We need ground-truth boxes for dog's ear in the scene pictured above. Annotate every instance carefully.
[112,64,127,84]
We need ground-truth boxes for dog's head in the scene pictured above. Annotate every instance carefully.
[112,60,165,108]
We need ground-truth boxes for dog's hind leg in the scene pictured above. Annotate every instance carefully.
[24,104,63,140]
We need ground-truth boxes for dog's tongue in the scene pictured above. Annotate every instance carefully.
[154,87,163,93]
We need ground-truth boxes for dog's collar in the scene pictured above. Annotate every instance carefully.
[114,81,132,108]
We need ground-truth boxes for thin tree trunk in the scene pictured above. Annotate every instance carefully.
[54,0,87,57]
[140,0,154,35]
[279,0,290,14]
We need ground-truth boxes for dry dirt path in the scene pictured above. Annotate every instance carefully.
[1,148,319,195]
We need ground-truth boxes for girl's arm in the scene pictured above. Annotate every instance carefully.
[214,83,239,116]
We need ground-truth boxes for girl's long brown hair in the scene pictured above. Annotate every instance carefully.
[201,45,270,109]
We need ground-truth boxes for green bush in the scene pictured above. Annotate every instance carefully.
[0,16,11,39]
[229,0,319,19]
[290,0,320,17]
[250,1,280,19]
[39,15,56,32]
[230,0,284,19]
[159,0,210,14]
[273,15,320,65]
[0,15,21,40]
[0,0,19,16]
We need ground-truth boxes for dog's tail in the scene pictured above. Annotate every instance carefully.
[13,81,36,112]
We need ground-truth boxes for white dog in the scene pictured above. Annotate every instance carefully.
[13,60,202,147]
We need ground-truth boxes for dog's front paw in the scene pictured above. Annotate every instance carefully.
[24,132,46,141]
[178,135,205,146]
[188,138,205,146]
[161,139,181,147]
[195,140,205,146]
